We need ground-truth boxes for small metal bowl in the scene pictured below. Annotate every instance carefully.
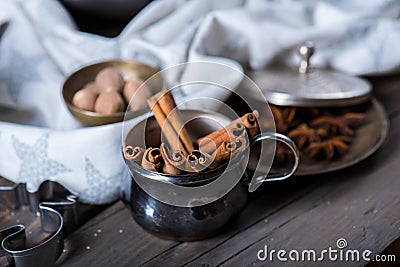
[123,110,299,240]
[124,110,248,240]
[62,60,162,126]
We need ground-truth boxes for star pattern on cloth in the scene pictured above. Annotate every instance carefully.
[79,157,123,204]
[0,50,44,104]
[12,133,71,185]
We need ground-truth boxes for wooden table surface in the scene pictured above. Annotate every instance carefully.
[1,75,400,267]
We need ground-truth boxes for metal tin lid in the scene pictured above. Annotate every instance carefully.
[247,42,372,107]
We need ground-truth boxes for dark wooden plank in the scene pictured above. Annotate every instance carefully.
[60,201,177,266]
[0,204,37,232]
[0,177,37,229]
[58,173,326,266]
[185,112,400,267]
[139,179,327,267]
[369,75,400,117]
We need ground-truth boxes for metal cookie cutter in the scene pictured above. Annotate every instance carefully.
[0,180,79,267]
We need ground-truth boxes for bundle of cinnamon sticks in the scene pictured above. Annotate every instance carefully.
[123,90,260,174]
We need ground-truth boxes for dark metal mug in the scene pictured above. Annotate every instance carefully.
[123,110,299,240]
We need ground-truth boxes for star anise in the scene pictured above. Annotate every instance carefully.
[305,136,353,160]
[270,105,297,133]
[274,142,294,164]
[287,123,328,150]
[310,112,365,136]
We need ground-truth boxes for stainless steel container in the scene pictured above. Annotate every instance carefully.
[123,110,299,240]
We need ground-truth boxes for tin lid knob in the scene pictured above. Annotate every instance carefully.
[298,41,315,74]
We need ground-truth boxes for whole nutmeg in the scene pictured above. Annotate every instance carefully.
[123,79,152,111]
[72,87,98,111]
[95,67,124,93]
[94,91,125,114]
[83,81,101,94]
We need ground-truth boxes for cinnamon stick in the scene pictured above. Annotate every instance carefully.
[197,123,245,154]
[186,150,212,172]
[141,147,164,171]
[209,141,236,169]
[147,91,194,156]
[169,149,187,170]
[195,111,259,153]
[147,96,185,156]
[160,143,182,175]
[198,120,245,145]
[242,110,260,139]
[123,146,145,162]
[233,135,247,155]
[157,91,195,153]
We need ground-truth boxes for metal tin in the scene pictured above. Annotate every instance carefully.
[124,110,248,240]
[62,60,162,126]
[247,42,372,107]
[123,110,299,240]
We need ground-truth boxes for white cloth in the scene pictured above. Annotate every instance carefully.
[0,0,399,204]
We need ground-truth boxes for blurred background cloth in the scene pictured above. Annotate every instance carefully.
[59,0,153,37]
[0,0,399,204]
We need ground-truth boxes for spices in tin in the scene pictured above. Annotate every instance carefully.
[271,104,366,161]
[305,136,353,160]
[310,113,366,136]
[72,67,152,114]
[287,123,328,150]
[124,91,261,174]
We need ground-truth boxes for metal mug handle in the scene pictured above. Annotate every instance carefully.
[248,132,300,192]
